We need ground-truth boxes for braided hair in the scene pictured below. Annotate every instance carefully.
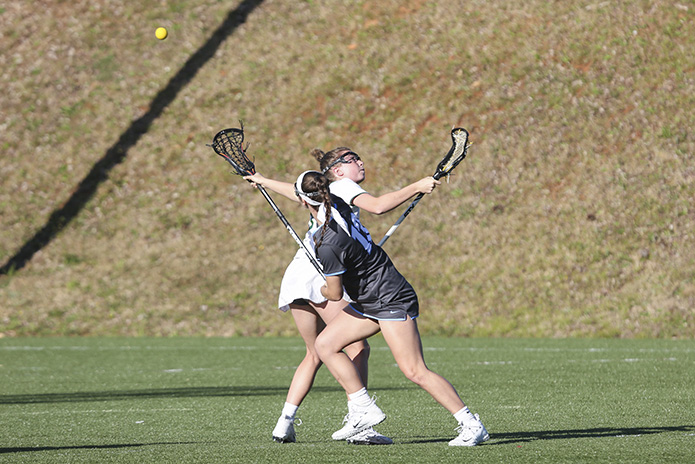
[299,171,333,250]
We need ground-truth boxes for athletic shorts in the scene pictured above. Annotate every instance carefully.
[346,292,419,322]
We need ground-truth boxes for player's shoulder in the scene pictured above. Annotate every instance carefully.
[329,178,367,200]
[329,178,359,189]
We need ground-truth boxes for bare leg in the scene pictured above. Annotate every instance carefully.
[317,300,371,387]
[315,309,381,394]
[285,300,372,406]
[379,317,465,414]
[275,302,383,443]
[284,304,325,406]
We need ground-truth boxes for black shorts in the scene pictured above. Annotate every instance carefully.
[346,292,419,321]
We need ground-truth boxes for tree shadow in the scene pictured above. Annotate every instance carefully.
[0,385,320,405]
[0,384,411,405]
[399,425,695,445]
[0,441,202,455]
[0,0,265,275]
[485,425,695,445]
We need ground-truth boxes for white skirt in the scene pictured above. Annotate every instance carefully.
[277,236,351,312]
[278,246,326,312]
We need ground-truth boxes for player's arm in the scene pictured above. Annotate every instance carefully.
[321,275,344,301]
[352,177,440,215]
[243,173,299,202]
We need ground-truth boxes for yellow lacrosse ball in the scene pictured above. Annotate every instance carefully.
[155,27,168,40]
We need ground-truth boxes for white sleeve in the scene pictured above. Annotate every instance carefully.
[329,178,367,205]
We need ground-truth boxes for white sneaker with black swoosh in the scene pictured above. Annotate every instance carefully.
[331,397,386,440]
[448,414,489,447]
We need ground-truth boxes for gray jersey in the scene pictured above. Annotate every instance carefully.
[315,196,418,320]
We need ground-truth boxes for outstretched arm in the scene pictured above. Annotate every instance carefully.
[352,176,440,215]
[243,173,298,202]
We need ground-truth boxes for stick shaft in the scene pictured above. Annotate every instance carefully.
[377,133,465,247]
[256,186,325,278]
[377,192,425,246]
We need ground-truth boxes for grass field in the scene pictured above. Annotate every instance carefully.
[2,337,694,463]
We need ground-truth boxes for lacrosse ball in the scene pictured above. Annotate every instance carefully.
[155,27,168,40]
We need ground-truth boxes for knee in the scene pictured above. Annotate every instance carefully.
[314,333,336,360]
[303,346,322,367]
[400,365,429,386]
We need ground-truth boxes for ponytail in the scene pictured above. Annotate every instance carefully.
[310,148,325,163]
[299,171,332,250]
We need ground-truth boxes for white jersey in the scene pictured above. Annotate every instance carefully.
[329,178,366,220]
[277,178,367,311]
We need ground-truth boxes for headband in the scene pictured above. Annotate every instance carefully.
[294,170,324,206]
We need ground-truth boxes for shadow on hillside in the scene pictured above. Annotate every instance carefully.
[0,0,265,276]
[0,384,412,405]
[401,425,695,445]
[0,442,202,455]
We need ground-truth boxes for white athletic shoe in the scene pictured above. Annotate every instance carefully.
[331,398,386,440]
[347,427,393,445]
[272,415,301,443]
[448,414,489,447]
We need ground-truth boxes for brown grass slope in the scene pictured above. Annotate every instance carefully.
[1,0,693,337]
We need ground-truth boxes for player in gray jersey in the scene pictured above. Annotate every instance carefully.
[295,170,489,447]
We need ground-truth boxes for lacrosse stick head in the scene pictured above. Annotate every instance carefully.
[433,127,469,180]
[210,125,256,176]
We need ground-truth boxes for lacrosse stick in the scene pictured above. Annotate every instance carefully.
[378,127,470,247]
[209,124,325,278]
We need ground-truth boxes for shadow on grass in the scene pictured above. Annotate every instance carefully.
[0,0,265,276]
[487,425,695,444]
[0,385,412,405]
[402,425,695,445]
[0,442,202,455]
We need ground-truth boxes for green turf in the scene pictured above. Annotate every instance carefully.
[1,337,694,463]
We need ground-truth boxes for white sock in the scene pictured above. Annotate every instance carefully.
[281,402,299,419]
[348,387,371,408]
[454,406,476,425]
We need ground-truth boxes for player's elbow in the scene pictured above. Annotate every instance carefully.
[369,205,389,215]
[362,202,389,215]
[354,195,390,215]
[325,289,343,301]
[321,280,344,301]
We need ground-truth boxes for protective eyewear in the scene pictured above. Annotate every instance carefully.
[322,152,361,173]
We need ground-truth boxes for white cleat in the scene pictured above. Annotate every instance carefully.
[347,427,393,445]
[272,415,301,443]
[332,398,386,441]
[448,414,490,447]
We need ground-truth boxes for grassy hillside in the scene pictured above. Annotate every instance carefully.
[1,0,694,337]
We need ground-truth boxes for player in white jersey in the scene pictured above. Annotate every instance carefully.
[244,146,438,444]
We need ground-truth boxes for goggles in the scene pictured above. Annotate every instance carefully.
[322,152,361,173]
